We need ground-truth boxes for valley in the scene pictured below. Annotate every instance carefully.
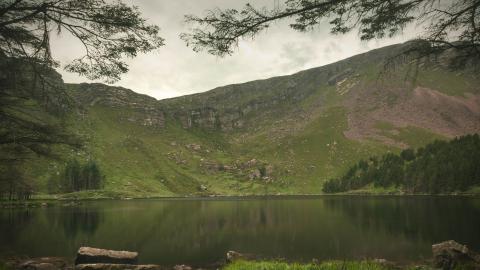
[2,41,480,198]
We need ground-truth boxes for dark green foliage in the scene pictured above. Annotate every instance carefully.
[323,134,480,194]
[0,164,34,200]
[0,0,164,82]
[57,159,104,193]
[182,0,480,60]
[400,149,415,161]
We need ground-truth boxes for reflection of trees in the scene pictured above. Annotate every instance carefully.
[133,199,298,266]
[62,206,103,238]
[4,198,479,267]
[0,209,35,245]
[323,197,480,249]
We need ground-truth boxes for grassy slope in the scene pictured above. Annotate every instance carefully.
[24,44,479,198]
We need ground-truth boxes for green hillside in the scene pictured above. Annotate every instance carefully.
[1,41,479,198]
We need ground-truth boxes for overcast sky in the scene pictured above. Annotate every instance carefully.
[50,0,420,100]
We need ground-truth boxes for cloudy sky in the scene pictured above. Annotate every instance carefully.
[50,0,421,100]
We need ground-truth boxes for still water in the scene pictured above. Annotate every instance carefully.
[1,196,480,266]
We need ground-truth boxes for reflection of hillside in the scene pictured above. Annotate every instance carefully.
[2,198,480,266]
[323,197,480,249]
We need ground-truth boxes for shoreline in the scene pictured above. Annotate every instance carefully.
[3,191,480,201]
[1,192,479,209]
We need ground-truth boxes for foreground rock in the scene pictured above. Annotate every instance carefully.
[17,257,71,270]
[75,247,138,265]
[432,240,480,269]
[225,251,256,263]
[75,264,161,270]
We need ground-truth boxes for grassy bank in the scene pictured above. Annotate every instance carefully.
[223,260,431,270]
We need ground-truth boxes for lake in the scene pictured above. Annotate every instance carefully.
[1,196,480,266]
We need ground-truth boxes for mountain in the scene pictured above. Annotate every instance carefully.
[3,41,480,198]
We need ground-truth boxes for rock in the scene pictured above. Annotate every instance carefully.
[265,165,274,176]
[75,264,161,270]
[226,251,246,263]
[173,265,192,270]
[18,257,69,270]
[432,240,480,269]
[75,247,138,265]
[199,185,208,191]
[248,169,261,180]
[185,144,201,151]
[246,159,257,167]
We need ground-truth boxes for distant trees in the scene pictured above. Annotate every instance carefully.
[323,134,480,194]
[49,159,104,194]
[0,165,34,200]
[63,159,104,192]
[0,0,163,198]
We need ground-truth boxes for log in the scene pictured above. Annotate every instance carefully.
[75,247,138,265]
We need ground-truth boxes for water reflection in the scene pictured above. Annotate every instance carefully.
[61,206,103,237]
[323,197,480,248]
[1,197,479,266]
[0,209,36,255]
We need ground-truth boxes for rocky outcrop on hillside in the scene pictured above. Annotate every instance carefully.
[0,55,72,116]
[65,41,480,148]
[68,83,166,128]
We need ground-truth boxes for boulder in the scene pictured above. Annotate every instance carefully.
[226,251,245,263]
[75,247,138,265]
[172,265,192,270]
[226,251,256,263]
[248,169,261,180]
[19,257,70,270]
[432,240,480,269]
[75,264,161,270]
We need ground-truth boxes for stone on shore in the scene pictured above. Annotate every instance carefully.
[75,264,161,270]
[18,257,70,270]
[226,251,245,263]
[75,247,138,265]
[226,251,256,263]
[432,240,480,269]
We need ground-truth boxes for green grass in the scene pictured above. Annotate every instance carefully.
[11,43,480,199]
[224,260,397,270]
[223,260,480,270]
[374,122,447,149]
[344,184,403,195]
[416,68,480,96]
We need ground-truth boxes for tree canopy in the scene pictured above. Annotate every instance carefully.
[181,0,480,58]
[0,0,164,83]
[322,134,480,194]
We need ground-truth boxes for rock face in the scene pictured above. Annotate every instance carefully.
[432,240,480,269]
[68,84,165,129]
[75,247,138,265]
